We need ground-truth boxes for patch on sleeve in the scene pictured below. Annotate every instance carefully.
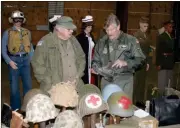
[37,40,43,46]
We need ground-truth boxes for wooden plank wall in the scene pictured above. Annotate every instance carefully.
[1,1,49,45]
[64,1,116,40]
[127,1,173,46]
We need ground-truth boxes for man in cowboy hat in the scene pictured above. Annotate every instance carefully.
[1,10,33,110]
[31,16,85,92]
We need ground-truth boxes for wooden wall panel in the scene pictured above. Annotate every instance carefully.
[64,2,116,40]
[64,2,90,8]
[128,2,150,12]
[2,1,48,45]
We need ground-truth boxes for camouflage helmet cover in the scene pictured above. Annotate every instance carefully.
[21,88,49,111]
[107,91,134,117]
[53,110,83,128]
[25,94,59,123]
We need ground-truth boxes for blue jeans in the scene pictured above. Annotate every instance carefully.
[8,55,32,110]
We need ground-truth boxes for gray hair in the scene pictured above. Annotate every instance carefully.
[104,13,120,29]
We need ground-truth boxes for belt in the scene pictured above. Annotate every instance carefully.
[162,53,173,56]
[9,53,28,57]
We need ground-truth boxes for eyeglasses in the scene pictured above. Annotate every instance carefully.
[13,18,23,23]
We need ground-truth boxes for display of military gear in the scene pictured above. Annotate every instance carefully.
[78,84,101,98]
[8,28,31,54]
[53,110,83,128]
[92,31,146,99]
[48,81,79,107]
[21,88,49,112]
[102,84,122,102]
[25,94,59,123]
[77,93,108,118]
[107,91,134,117]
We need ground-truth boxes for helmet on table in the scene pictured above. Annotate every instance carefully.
[107,91,134,117]
[25,94,59,123]
[102,84,122,102]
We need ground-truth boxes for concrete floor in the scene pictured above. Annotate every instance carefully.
[1,58,180,106]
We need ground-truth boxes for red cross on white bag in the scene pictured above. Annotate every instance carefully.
[85,94,102,109]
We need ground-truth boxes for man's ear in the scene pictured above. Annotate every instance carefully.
[117,25,120,30]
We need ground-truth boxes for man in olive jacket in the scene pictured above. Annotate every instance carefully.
[156,20,175,96]
[31,16,86,92]
[92,14,146,99]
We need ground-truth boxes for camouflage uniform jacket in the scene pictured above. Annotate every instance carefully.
[31,32,85,91]
[92,31,146,77]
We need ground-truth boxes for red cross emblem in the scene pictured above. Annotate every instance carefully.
[85,94,102,109]
[88,95,100,106]
[118,96,132,109]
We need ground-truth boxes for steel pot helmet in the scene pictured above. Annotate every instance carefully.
[8,10,26,23]
[107,91,134,117]
[78,84,101,98]
[25,94,59,123]
[21,88,49,112]
[77,93,108,118]
[48,82,79,107]
[102,84,122,102]
[53,110,83,128]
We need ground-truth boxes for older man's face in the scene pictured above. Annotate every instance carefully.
[56,26,73,40]
[105,24,120,40]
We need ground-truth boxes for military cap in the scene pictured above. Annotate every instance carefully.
[139,16,149,23]
[21,88,49,112]
[163,20,174,26]
[55,16,77,30]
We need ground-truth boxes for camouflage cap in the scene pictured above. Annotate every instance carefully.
[78,84,101,98]
[139,16,149,23]
[25,94,59,123]
[53,110,83,128]
[77,93,109,118]
[21,88,49,112]
[56,16,77,30]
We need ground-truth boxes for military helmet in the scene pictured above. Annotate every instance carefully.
[21,88,49,112]
[8,10,26,23]
[77,93,108,118]
[102,84,122,102]
[107,91,134,117]
[78,84,101,98]
[53,110,83,128]
[25,94,59,123]
[48,82,79,107]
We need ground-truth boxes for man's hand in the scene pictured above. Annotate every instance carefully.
[157,65,161,70]
[146,64,150,71]
[9,61,18,69]
[112,59,127,68]
[91,68,98,74]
